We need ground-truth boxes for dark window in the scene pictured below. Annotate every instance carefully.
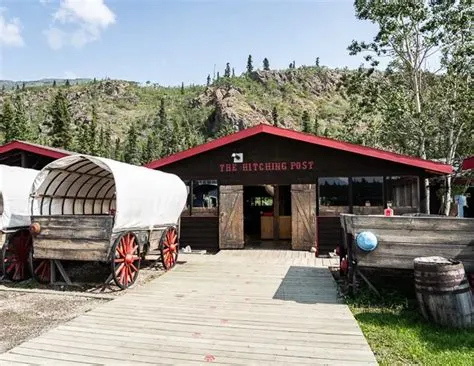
[318,177,350,216]
[386,176,419,213]
[192,180,218,208]
[352,176,383,215]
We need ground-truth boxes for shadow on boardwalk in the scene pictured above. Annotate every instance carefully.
[273,266,341,304]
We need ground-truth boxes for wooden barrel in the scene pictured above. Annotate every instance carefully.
[414,256,473,328]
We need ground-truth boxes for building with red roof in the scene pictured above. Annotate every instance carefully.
[146,124,452,254]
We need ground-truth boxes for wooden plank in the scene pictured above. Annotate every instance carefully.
[33,245,109,261]
[38,227,110,240]
[2,248,377,365]
[32,215,114,228]
[343,214,474,232]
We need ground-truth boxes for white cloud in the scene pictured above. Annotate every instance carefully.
[0,8,24,47]
[44,0,115,50]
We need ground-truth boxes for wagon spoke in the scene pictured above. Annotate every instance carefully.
[160,227,179,270]
[111,232,140,290]
[2,229,33,282]
[30,259,51,284]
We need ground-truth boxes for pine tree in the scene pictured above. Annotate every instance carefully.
[216,72,220,80]
[246,55,253,73]
[1,85,5,92]
[65,79,70,87]
[263,58,270,71]
[206,74,211,86]
[302,110,312,133]
[52,80,57,87]
[77,123,90,153]
[0,98,15,143]
[114,137,122,161]
[158,98,167,129]
[88,105,99,154]
[232,68,235,77]
[15,84,19,91]
[181,82,185,94]
[142,133,159,164]
[124,123,140,165]
[12,94,30,141]
[21,82,26,91]
[98,126,105,156]
[93,77,97,84]
[272,106,278,127]
[47,89,72,149]
[314,116,320,135]
[224,63,231,77]
[103,123,112,158]
[315,57,320,67]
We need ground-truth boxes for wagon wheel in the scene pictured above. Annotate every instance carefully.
[2,229,33,281]
[28,252,52,284]
[160,227,179,270]
[111,232,141,290]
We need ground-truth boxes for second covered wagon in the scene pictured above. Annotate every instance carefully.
[28,154,187,289]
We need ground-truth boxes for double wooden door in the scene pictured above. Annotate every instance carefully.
[218,184,317,251]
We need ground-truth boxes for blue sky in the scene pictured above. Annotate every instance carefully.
[0,0,378,86]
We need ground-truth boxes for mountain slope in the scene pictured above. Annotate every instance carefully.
[0,67,354,161]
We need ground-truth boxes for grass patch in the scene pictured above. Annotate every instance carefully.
[347,288,474,366]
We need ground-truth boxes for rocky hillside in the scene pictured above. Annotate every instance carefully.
[0,66,354,161]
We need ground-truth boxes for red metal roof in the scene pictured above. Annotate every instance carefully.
[0,140,72,159]
[145,124,453,174]
[462,156,474,171]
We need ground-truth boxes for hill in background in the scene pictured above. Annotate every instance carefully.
[0,66,354,164]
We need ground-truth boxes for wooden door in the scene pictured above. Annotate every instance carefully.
[219,185,244,249]
[291,184,317,251]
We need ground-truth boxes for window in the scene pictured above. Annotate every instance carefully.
[386,176,419,214]
[318,177,350,216]
[352,176,383,215]
[192,180,218,208]
[183,180,219,217]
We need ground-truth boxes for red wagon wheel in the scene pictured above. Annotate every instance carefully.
[160,226,179,270]
[111,232,141,290]
[29,254,52,284]
[2,229,33,281]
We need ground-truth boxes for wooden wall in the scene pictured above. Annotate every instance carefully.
[180,217,219,251]
[159,134,426,185]
[156,133,439,253]
[317,217,342,255]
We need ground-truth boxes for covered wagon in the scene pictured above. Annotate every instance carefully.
[0,165,38,281]
[28,155,187,289]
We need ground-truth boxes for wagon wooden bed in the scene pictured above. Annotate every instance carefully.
[28,155,187,289]
[0,165,38,281]
[340,214,474,292]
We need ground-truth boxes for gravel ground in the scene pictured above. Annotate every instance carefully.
[0,291,106,353]
[0,258,176,353]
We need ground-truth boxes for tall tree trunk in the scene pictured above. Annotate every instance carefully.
[414,72,430,214]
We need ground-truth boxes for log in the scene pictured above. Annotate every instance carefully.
[414,256,473,328]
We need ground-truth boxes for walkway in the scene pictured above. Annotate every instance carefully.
[0,250,377,365]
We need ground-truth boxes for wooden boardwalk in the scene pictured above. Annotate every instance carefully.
[0,250,377,365]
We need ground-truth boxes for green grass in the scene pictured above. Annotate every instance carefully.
[347,288,474,366]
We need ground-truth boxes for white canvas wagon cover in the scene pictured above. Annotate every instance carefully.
[0,165,38,231]
[30,155,187,232]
